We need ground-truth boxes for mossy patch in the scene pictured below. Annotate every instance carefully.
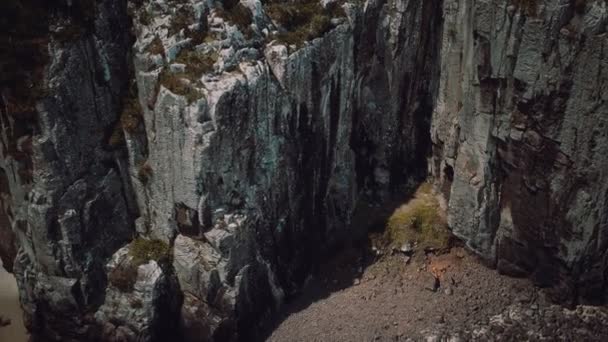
[159,70,204,103]
[216,3,254,38]
[168,6,194,36]
[371,182,450,252]
[145,36,165,56]
[175,49,218,78]
[265,0,344,47]
[129,238,171,266]
[159,49,218,103]
[108,238,170,292]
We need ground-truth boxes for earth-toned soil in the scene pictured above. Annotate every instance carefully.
[266,238,608,342]
[266,184,552,341]
[265,245,545,341]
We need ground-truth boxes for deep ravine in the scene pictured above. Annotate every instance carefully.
[0,0,607,341]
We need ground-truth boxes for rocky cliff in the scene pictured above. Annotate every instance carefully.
[1,0,137,339]
[431,0,608,304]
[0,0,607,341]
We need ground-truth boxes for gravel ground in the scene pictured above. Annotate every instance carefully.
[265,246,542,341]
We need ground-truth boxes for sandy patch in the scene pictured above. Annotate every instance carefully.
[0,259,28,342]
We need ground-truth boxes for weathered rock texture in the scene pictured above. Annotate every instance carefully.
[1,0,607,340]
[422,303,608,341]
[1,0,137,339]
[431,0,608,304]
[123,0,441,339]
[2,0,442,340]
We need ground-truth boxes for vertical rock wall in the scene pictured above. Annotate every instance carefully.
[124,0,442,339]
[431,0,608,304]
[3,0,608,341]
[2,0,443,340]
[1,0,136,339]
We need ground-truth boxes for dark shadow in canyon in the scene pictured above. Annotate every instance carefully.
[258,189,427,341]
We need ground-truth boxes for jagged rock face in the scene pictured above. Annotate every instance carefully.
[431,0,608,304]
[0,0,136,339]
[96,244,180,341]
[1,0,442,340]
[124,0,441,339]
[0,168,17,272]
[2,0,608,341]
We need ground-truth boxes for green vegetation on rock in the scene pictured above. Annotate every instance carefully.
[216,2,254,38]
[265,0,345,46]
[175,49,218,78]
[159,49,218,103]
[108,238,170,292]
[371,182,450,252]
[129,238,171,266]
[138,7,152,25]
[146,36,165,56]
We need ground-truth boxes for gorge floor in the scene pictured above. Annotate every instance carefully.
[265,246,542,341]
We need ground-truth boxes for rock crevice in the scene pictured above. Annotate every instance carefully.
[1,0,607,340]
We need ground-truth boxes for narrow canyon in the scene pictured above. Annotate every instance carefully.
[1,0,607,341]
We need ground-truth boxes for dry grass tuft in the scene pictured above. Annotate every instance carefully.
[108,122,125,148]
[137,161,153,183]
[216,2,254,38]
[121,97,143,133]
[146,36,165,56]
[129,238,171,266]
[159,48,218,103]
[265,0,344,46]
[108,238,171,293]
[174,49,218,78]
[371,182,450,252]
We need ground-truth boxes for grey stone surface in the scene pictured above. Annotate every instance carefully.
[125,0,441,339]
[1,0,135,339]
[431,0,608,303]
[1,0,607,341]
[95,245,176,342]
[421,303,608,341]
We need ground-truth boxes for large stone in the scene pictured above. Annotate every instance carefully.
[95,244,178,342]
[173,234,223,302]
